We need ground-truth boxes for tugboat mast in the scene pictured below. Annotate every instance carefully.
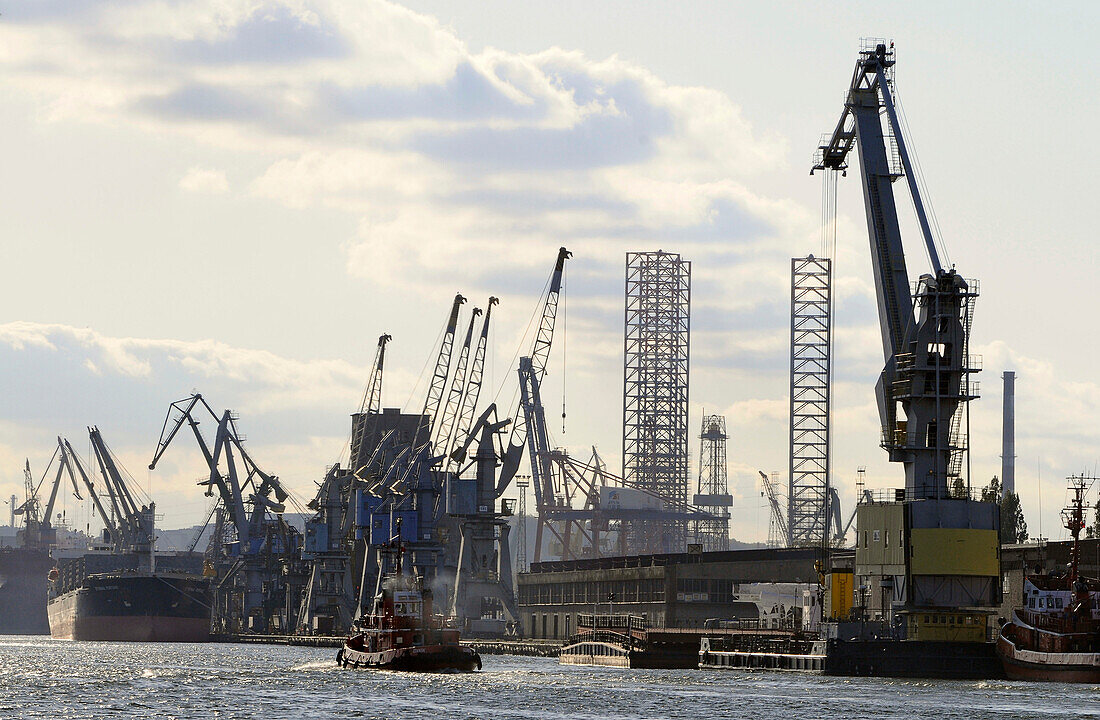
[1063,475,1095,587]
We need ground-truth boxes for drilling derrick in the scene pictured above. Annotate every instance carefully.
[788,256,832,547]
[622,251,691,555]
[692,416,731,552]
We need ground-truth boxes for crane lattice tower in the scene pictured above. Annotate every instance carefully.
[622,250,691,555]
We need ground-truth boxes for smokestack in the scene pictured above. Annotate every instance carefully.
[1002,371,1016,497]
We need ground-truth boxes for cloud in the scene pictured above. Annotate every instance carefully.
[0,322,374,430]
[178,166,230,194]
[0,0,794,289]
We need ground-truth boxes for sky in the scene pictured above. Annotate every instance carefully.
[0,0,1097,545]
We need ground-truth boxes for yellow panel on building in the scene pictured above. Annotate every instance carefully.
[827,571,853,621]
[909,528,999,576]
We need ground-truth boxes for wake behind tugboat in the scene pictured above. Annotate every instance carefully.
[336,523,481,673]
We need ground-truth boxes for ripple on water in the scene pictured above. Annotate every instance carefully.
[2,638,1100,719]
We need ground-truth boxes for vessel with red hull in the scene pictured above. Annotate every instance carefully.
[997,474,1100,681]
[337,530,481,672]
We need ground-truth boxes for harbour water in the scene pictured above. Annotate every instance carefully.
[2,636,1098,719]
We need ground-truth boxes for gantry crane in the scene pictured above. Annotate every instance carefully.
[813,41,977,498]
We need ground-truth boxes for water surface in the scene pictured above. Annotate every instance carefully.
[1,636,1096,719]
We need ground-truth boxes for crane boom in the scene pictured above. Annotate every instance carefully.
[360,334,391,416]
[814,43,913,367]
[60,438,119,546]
[449,297,497,469]
[423,293,466,443]
[758,470,788,544]
[434,307,481,461]
[496,247,571,496]
[39,446,68,526]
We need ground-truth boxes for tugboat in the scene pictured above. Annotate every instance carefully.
[337,523,481,672]
[997,474,1100,681]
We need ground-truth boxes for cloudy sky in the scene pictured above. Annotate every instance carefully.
[1,1,1096,544]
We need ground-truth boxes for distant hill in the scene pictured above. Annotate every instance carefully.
[156,513,309,552]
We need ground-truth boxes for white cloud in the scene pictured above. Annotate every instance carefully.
[179,166,230,194]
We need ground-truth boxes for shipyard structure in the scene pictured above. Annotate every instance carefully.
[1,43,1025,677]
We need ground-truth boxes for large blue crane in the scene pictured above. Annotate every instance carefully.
[813,41,977,498]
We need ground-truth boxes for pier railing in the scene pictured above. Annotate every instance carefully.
[576,614,648,632]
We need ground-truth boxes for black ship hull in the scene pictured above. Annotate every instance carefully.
[48,573,213,642]
[0,547,52,634]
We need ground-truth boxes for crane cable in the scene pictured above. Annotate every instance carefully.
[561,271,567,434]
[892,78,952,271]
[490,269,553,410]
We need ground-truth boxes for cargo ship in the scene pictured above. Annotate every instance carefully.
[0,545,53,634]
[337,527,481,672]
[48,550,213,642]
[997,474,1100,681]
[1,459,61,635]
[44,430,214,642]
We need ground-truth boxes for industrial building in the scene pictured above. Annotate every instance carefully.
[518,547,825,639]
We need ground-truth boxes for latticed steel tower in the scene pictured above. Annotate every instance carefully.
[622,250,691,555]
[693,415,732,552]
[515,478,529,574]
[788,255,832,547]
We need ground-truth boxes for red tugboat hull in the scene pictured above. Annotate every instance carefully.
[338,639,481,672]
[998,632,1100,682]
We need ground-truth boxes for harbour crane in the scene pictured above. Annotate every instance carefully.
[813,41,977,498]
[148,393,297,631]
[812,42,1002,618]
[18,449,79,550]
[445,249,568,629]
[88,427,155,554]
